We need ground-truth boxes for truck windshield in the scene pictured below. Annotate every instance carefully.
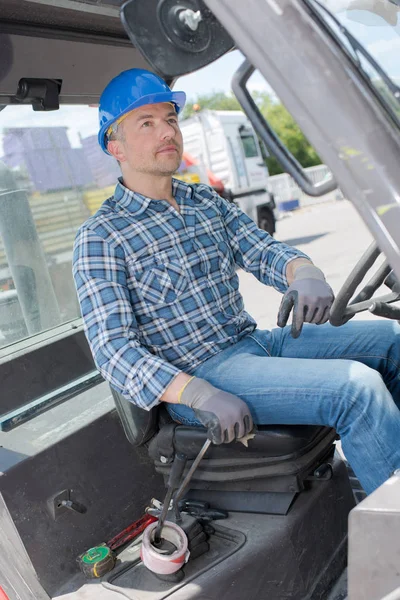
[306,0,400,125]
[0,104,120,349]
[240,133,259,158]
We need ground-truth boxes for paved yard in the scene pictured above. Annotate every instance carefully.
[238,199,379,330]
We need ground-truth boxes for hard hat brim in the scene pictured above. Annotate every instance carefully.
[98,90,186,155]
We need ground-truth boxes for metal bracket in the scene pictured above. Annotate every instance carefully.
[14,78,62,111]
[231,59,337,197]
[0,371,103,432]
[48,489,87,520]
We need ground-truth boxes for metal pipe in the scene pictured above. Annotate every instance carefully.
[174,438,212,521]
[0,161,61,336]
[153,452,187,545]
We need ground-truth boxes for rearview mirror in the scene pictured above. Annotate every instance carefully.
[120,0,235,79]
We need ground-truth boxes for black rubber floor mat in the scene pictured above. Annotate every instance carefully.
[102,525,245,600]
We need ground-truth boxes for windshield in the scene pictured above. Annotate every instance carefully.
[0,105,120,349]
[306,0,400,123]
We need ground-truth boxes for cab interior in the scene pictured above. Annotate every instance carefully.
[0,1,400,599]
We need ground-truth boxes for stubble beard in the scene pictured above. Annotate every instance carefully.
[142,151,182,177]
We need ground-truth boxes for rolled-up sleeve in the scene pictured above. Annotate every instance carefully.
[213,191,310,292]
[73,227,181,410]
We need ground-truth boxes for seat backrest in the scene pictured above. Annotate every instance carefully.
[110,387,159,446]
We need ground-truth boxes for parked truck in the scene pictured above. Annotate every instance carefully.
[178,109,277,234]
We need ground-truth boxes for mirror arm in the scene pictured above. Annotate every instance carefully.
[231,59,337,197]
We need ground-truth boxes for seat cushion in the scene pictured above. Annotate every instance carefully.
[111,382,335,463]
[152,424,337,495]
[173,424,334,460]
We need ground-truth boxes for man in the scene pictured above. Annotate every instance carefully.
[73,68,400,495]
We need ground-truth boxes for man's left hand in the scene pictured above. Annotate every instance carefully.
[277,265,334,338]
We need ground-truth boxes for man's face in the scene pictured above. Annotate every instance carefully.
[108,102,183,176]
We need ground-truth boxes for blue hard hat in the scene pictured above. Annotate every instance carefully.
[98,68,186,155]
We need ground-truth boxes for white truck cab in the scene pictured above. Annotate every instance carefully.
[180,110,277,234]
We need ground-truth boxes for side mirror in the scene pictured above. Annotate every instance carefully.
[120,0,234,79]
[232,59,338,197]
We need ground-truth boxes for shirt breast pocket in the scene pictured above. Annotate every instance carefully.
[127,248,187,305]
[217,240,235,276]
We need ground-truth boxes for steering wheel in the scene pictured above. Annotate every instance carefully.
[329,241,400,327]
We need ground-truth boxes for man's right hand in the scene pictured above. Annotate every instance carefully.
[180,377,253,445]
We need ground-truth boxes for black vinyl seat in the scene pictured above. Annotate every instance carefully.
[172,423,332,459]
[111,387,337,514]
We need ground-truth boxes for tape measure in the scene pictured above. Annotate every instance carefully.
[77,544,116,578]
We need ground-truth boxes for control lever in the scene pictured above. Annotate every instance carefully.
[369,301,400,320]
[350,261,391,304]
[174,438,212,522]
[385,271,400,293]
[153,452,187,546]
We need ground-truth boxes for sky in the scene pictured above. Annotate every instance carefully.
[1,3,400,155]
[332,6,400,79]
[177,50,270,100]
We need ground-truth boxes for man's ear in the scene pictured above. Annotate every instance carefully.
[107,140,127,163]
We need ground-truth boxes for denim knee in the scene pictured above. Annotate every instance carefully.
[331,361,389,431]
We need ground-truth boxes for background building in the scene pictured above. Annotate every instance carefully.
[2,127,94,192]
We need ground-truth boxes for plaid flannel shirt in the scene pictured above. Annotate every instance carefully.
[73,179,308,409]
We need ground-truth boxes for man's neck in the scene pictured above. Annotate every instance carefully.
[122,171,175,203]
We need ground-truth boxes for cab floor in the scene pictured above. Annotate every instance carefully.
[327,569,348,600]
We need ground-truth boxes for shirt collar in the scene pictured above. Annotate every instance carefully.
[114,177,193,216]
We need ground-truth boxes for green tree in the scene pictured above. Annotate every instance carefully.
[255,94,321,175]
[182,90,321,175]
[182,91,241,119]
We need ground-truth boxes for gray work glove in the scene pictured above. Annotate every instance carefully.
[180,377,253,445]
[277,264,334,339]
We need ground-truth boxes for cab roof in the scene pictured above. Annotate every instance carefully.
[0,0,153,103]
[0,0,128,41]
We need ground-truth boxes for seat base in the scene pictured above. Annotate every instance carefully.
[152,425,337,499]
[185,489,296,515]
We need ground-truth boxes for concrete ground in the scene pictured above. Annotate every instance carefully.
[238,198,380,330]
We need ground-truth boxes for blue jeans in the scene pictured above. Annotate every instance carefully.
[167,320,400,494]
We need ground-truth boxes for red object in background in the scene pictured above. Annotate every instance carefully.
[180,151,196,168]
[207,171,225,194]
[0,587,10,600]
[181,152,225,194]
